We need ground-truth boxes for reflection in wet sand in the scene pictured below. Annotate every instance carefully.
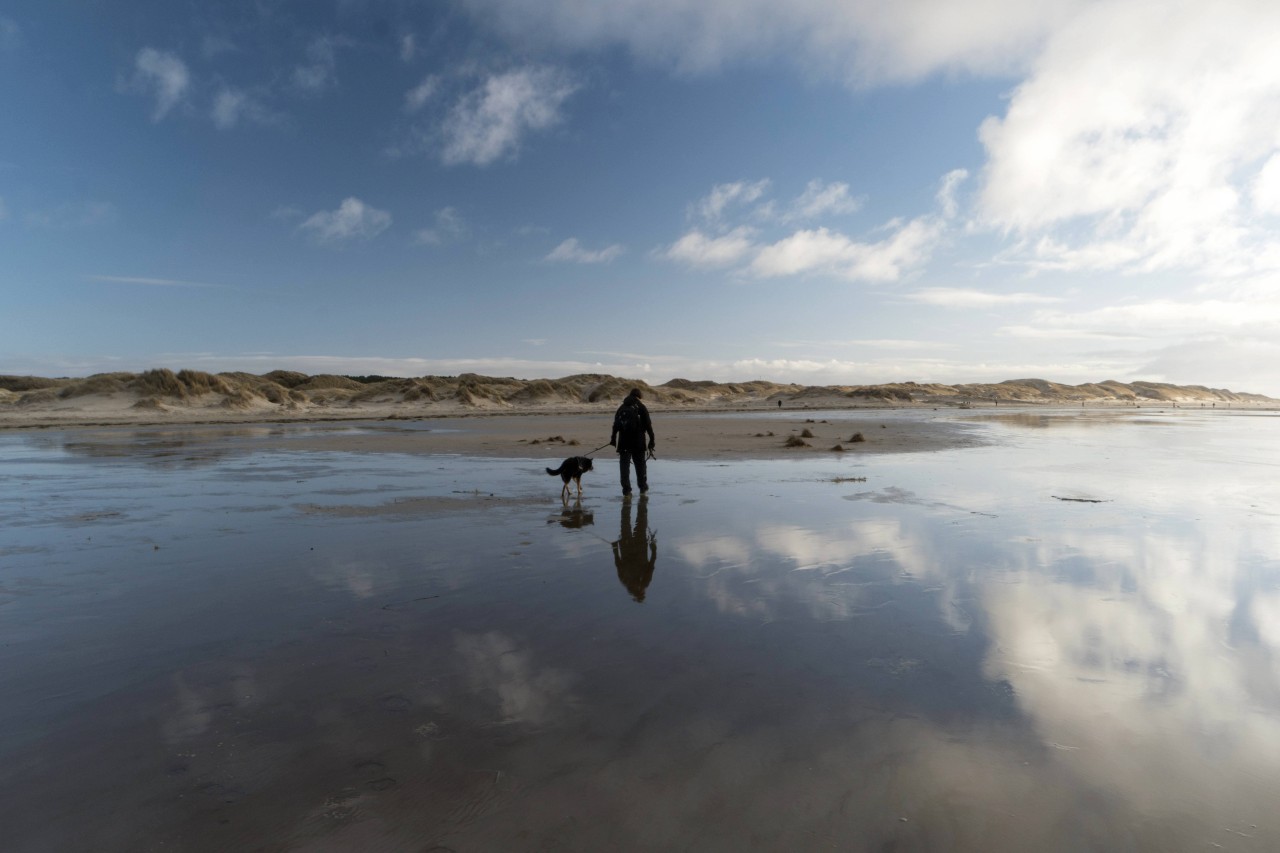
[3,411,1280,850]
[612,496,657,601]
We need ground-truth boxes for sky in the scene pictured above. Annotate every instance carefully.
[3,0,1280,394]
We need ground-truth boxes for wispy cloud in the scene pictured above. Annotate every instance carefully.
[297,197,392,244]
[211,87,277,130]
[784,180,861,222]
[456,0,1064,83]
[400,33,418,63]
[441,66,579,166]
[292,37,340,95]
[693,180,770,222]
[25,201,118,228]
[907,287,1062,308]
[86,275,221,288]
[0,16,20,51]
[413,207,467,245]
[404,74,441,113]
[128,48,190,121]
[545,237,624,263]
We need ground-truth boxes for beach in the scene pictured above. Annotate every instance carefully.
[4,407,1280,851]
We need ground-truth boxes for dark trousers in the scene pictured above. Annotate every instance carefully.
[618,447,648,494]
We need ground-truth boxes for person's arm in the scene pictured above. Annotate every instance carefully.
[643,405,655,449]
[610,405,620,446]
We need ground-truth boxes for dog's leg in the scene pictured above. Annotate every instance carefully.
[574,476,583,499]
[561,481,570,502]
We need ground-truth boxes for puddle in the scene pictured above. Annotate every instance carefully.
[2,411,1280,850]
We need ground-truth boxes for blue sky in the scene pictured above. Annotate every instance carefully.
[3,0,1280,394]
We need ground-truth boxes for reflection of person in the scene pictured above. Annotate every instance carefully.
[609,388,656,496]
[553,501,594,529]
[612,495,657,602]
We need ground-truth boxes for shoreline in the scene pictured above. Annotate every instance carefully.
[8,404,1268,461]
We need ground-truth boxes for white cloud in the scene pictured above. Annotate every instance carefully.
[130,48,190,121]
[441,66,578,166]
[297,197,392,244]
[663,226,758,269]
[749,209,946,282]
[693,180,770,222]
[667,171,964,281]
[545,237,625,263]
[456,0,1077,83]
[404,74,441,113]
[784,180,860,221]
[413,207,467,245]
[977,1,1280,276]
[1253,154,1280,216]
[908,287,1062,308]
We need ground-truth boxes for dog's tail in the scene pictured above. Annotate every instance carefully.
[546,463,564,476]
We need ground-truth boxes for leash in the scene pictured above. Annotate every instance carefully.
[581,442,656,461]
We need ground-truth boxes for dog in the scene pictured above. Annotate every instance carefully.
[546,456,593,501]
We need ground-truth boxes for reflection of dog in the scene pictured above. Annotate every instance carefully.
[546,456,593,500]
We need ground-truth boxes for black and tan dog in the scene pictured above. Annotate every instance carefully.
[546,456,593,501]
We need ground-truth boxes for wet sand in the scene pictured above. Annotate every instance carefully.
[5,409,1280,851]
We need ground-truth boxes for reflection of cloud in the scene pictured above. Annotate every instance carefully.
[311,558,381,599]
[455,631,574,725]
[676,519,934,622]
[161,666,259,744]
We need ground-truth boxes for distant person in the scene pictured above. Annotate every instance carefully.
[613,495,657,602]
[610,388,655,496]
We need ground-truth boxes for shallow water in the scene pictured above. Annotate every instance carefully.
[2,411,1280,851]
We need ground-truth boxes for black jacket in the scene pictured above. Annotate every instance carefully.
[611,398,655,453]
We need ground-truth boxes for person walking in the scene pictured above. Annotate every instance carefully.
[610,388,655,496]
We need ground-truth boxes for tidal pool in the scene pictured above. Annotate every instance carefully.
[2,411,1279,851]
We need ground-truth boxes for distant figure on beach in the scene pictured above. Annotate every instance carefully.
[610,388,655,496]
[613,495,657,602]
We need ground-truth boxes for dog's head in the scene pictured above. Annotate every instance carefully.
[578,456,594,472]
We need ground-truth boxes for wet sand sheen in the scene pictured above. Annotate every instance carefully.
[2,410,1280,851]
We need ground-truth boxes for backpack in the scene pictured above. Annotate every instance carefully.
[614,401,641,438]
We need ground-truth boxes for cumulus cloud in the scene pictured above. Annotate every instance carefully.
[441,67,579,166]
[977,1,1280,276]
[663,226,758,269]
[297,197,392,244]
[129,48,190,121]
[545,237,625,263]
[665,171,964,281]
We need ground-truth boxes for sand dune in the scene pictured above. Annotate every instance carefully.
[0,368,1273,428]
